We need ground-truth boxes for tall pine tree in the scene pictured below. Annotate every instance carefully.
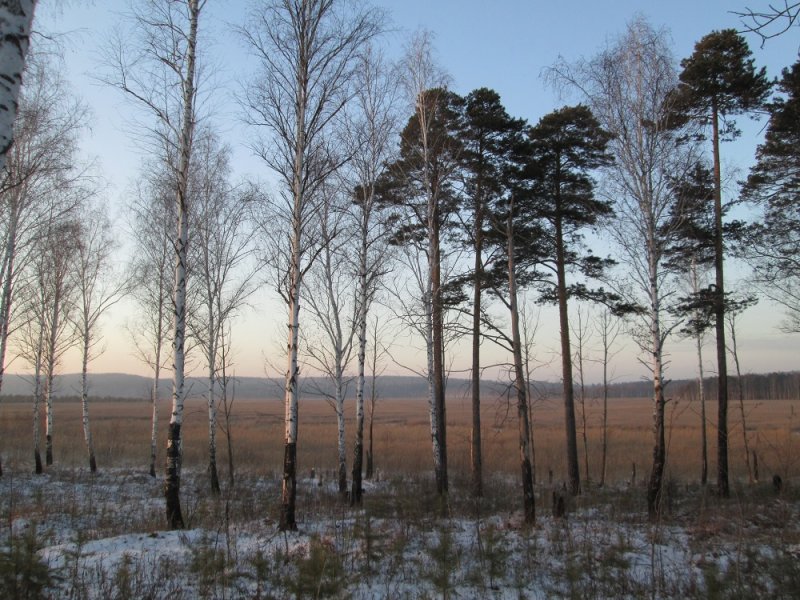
[674,29,770,498]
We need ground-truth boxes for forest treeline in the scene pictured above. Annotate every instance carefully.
[2,371,798,402]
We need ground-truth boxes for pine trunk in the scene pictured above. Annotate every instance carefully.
[430,211,447,496]
[711,102,730,499]
[555,199,580,495]
[470,197,483,498]
[508,205,535,524]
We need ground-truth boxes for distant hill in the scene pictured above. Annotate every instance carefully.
[1,371,797,401]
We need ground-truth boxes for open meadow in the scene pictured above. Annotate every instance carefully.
[0,392,799,598]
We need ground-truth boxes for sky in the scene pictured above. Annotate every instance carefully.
[14,0,799,385]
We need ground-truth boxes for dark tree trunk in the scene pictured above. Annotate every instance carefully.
[470,199,484,498]
[280,441,297,531]
[508,205,535,524]
[89,452,97,473]
[555,194,580,496]
[711,102,730,499]
[646,376,666,519]
[351,440,363,505]
[45,435,52,466]
[34,450,42,475]
[431,210,448,496]
[164,421,184,529]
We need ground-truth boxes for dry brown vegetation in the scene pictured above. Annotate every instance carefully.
[2,390,798,487]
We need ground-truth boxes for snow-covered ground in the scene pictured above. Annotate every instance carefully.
[1,467,798,598]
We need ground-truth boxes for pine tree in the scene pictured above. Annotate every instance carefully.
[675,29,770,498]
[742,59,800,333]
[525,105,613,495]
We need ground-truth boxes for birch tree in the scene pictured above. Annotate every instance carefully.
[339,45,397,504]
[102,0,205,530]
[549,18,696,518]
[127,165,174,478]
[70,203,128,473]
[241,0,381,531]
[0,0,37,171]
[0,51,88,475]
[188,130,255,495]
[303,187,356,497]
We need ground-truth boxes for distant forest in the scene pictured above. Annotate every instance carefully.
[1,371,798,402]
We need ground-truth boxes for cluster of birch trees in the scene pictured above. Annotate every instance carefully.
[0,1,797,532]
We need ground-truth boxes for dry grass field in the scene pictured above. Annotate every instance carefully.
[2,390,798,487]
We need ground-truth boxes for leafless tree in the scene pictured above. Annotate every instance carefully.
[734,2,800,44]
[0,0,37,170]
[303,185,356,497]
[188,130,256,495]
[70,202,128,473]
[339,44,397,503]
[0,50,88,475]
[127,163,174,478]
[595,308,622,487]
[571,304,592,486]
[549,17,696,518]
[101,0,206,529]
[240,0,382,531]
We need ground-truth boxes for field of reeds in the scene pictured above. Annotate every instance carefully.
[1,391,798,486]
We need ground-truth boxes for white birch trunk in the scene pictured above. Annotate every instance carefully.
[150,356,160,478]
[44,283,59,467]
[32,324,43,473]
[0,0,36,171]
[164,0,200,531]
[207,314,219,494]
[80,327,96,472]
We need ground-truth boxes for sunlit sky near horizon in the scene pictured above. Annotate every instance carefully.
[11,0,798,386]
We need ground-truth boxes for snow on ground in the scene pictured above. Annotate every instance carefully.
[1,467,799,598]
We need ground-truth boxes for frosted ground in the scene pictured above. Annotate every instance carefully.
[1,467,799,598]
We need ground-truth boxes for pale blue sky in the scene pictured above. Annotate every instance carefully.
[25,1,799,382]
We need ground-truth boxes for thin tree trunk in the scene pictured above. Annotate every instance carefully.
[508,203,535,524]
[207,338,220,495]
[729,314,752,483]
[600,323,609,488]
[351,226,367,503]
[44,285,60,467]
[80,334,96,473]
[32,332,43,474]
[150,358,160,478]
[470,196,484,498]
[0,208,18,477]
[711,102,730,498]
[164,0,200,531]
[335,376,347,497]
[691,259,708,486]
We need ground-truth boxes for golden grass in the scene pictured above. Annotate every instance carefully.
[1,391,798,486]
